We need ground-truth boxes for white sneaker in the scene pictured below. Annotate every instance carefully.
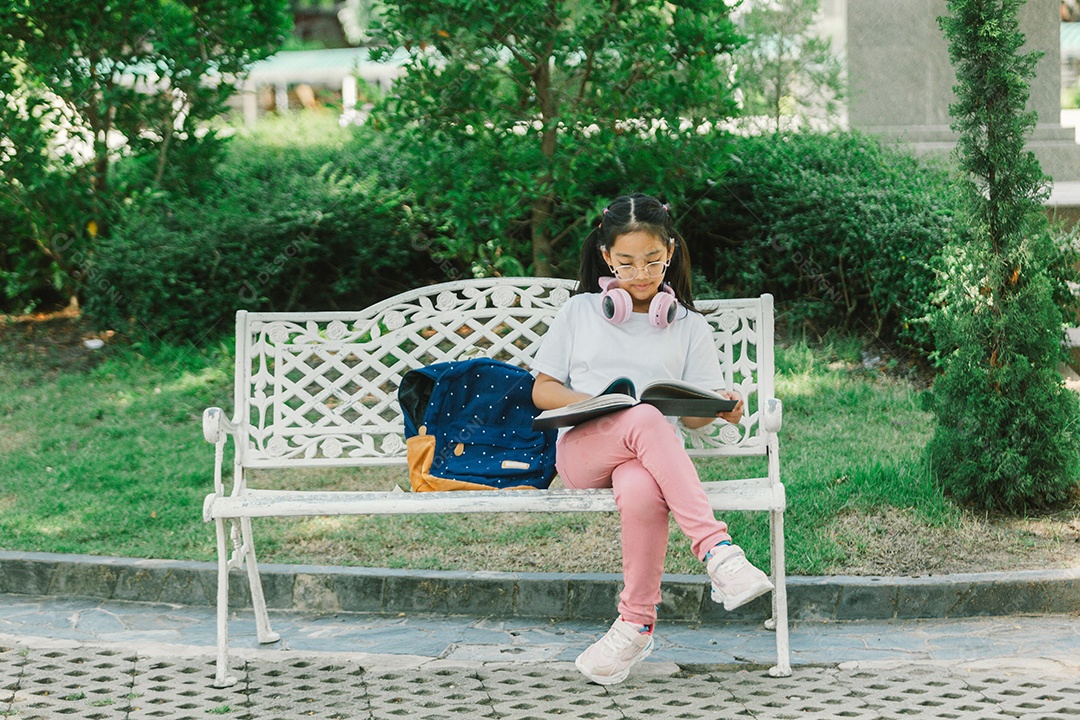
[706,544,774,611]
[574,618,654,685]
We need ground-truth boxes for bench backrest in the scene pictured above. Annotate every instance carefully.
[233,278,775,468]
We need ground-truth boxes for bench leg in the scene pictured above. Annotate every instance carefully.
[766,509,792,677]
[213,517,238,688]
[241,517,281,645]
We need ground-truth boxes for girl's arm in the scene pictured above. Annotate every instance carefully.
[532,372,593,410]
[681,390,744,429]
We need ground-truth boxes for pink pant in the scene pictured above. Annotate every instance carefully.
[555,404,731,626]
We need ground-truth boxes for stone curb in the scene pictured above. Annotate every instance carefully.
[1,550,1078,622]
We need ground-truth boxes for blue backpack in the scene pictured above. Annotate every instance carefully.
[399,358,558,491]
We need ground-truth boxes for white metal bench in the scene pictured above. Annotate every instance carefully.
[202,277,788,686]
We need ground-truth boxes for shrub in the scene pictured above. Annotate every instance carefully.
[924,234,1080,510]
[688,131,962,353]
[0,194,63,314]
[923,0,1080,511]
[371,125,952,354]
[84,118,967,353]
[372,122,738,281]
[1,2,290,313]
[83,122,444,340]
[368,125,539,279]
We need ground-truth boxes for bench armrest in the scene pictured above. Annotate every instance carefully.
[203,407,239,444]
[762,397,783,434]
[203,407,242,499]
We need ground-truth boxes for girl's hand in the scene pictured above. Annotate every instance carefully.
[681,390,744,428]
[717,390,743,425]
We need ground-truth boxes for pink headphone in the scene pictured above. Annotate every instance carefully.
[598,277,678,328]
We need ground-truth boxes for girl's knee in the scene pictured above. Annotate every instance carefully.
[622,403,669,431]
[612,464,668,520]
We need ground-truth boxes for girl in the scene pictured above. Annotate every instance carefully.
[531,194,773,685]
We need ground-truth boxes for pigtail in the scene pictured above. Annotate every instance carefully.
[575,223,608,295]
[665,230,696,313]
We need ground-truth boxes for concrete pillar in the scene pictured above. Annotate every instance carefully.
[845,0,1080,182]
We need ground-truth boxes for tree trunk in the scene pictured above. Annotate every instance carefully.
[93,147,109,221]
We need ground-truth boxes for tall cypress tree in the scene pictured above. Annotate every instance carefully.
[925,0,1080,510]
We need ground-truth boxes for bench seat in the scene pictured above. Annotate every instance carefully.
[205,480,786,519]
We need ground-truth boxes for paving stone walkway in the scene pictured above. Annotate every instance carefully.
[2,642,1079,720]
[2,594,1079,719]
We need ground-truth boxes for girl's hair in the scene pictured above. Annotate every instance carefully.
[576,193,697,313]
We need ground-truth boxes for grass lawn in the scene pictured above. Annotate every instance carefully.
[0,316,1074,577]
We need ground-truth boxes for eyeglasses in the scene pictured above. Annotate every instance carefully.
[610,261,669,280]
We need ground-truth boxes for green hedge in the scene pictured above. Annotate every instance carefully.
[84,122,968,349]
[0,166,90,315]
[358,122,738,280]
[84,127,444,340]
[689,132,962,352]
[0,194,59,314]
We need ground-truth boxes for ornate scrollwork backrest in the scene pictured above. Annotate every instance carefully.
[235,278,774,467]
[683,296,774,455]
[238,279,573,466]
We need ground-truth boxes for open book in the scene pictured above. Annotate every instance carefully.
[532,377,737,430]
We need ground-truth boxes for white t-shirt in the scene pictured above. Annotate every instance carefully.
[531,293,726,403]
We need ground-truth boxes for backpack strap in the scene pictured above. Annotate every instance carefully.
[399,363,451,436]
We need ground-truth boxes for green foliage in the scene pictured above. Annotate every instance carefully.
[82,112,965,347]
[0,50,93,312]
[370,0,743,276]
[731,0,844,132]
[83,120,443,340]
[691,131,962,352]
[0,193,65,314]
[0,0,291,311]
[332,124,961,352]
[925,0,1080,511]
[380,117,738,280]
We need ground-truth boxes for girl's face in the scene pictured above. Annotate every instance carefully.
[602,230,673,313]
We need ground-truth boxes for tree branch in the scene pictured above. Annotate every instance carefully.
[549,215,585,249]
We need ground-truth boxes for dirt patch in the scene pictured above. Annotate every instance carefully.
[0,425,32,455]
[266,506,1080,577]
[826,507,1080,576]
[275,513,630,574]
[0,304,117,376]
